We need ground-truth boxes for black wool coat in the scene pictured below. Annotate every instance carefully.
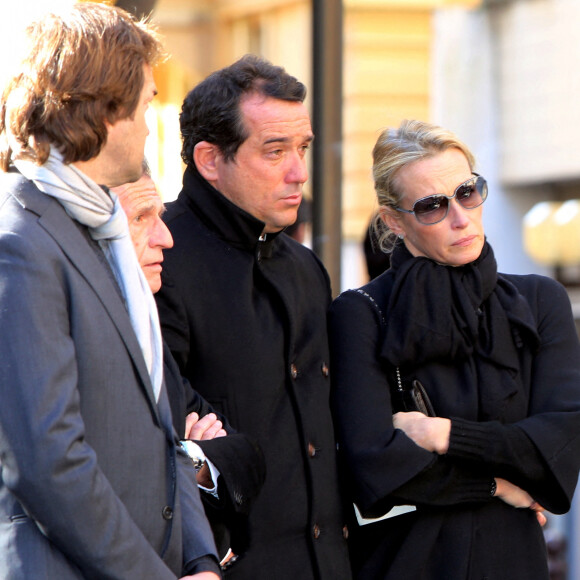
[155,167,351,580]
[329,258,580,580]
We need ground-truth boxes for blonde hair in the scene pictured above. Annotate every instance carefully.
[371,119,475,252]
[0,3,165,169]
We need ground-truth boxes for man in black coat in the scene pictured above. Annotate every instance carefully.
[154,55,351,579]
[112,172,266,567]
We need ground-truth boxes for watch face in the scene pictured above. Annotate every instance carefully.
[180,440,205,471]
[192,458,205,472]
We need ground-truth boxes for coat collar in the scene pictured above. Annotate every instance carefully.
[178,166,281,256]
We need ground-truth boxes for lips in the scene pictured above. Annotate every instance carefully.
[144,262,163,271]
[282,193,302,205]
[453,235,477,247]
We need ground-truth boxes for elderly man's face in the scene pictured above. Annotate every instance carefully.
[111,174,173,293]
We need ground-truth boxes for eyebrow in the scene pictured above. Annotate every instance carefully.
[263,134,314,146]
[133,201,158,216]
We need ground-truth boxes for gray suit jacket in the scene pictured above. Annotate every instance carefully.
[0,171,217,579]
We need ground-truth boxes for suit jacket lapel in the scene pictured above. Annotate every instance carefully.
[15,177,161,421]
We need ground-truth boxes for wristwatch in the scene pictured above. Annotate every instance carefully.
[180,440,206,472]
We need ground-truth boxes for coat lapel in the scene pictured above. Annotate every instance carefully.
[15,176,161,421]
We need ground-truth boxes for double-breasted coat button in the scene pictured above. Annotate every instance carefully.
[308,443,317,457]
[321,362,330,377]
[161,506,173,520]
[313,524,321,539]
[343,525,349,540]
[290,364,298,379]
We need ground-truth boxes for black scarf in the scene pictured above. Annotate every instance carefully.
[381,241,540,418]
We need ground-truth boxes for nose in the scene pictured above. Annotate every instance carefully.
[448,198,470,228]
[286,152,308,184]
[151,219,174,249]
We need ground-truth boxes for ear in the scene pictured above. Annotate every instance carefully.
[193,141,220,183]
[379,206,405,237]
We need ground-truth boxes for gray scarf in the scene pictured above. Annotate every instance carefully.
[14,148,163,402]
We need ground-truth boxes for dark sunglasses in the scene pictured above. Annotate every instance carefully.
[394,173,488,225]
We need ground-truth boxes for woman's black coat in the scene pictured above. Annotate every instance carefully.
[329,261,580,580]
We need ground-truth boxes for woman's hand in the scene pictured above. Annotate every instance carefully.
[392,411,451,454]
[392,415,548,526]
[494,478,547,526]
[493,477,534,508]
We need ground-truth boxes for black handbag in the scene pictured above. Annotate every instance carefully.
[390,367,435,417]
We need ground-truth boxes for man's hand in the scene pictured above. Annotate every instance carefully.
[185,412,227,440]
[392,411,451,454]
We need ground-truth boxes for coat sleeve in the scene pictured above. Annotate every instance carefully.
[446,276,580,513]
[197,433,266,517]
[328,290,493,517]
[0,221,177,578]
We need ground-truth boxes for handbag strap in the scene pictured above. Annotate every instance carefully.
[395,367,404,394]
[354,289,403,384]
[353,289,385,325]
